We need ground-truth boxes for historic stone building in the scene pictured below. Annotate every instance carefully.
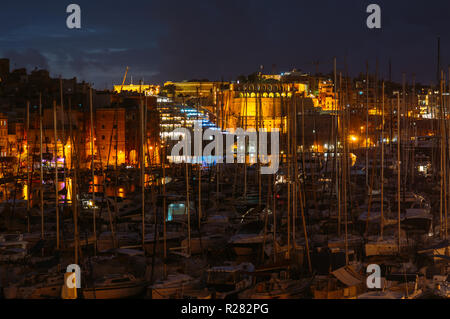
[221,82,308,131]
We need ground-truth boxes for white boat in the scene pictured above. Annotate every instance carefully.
[403,208,433,231]
[228,233,265,256]
[239,276,311,299]
[3,272,63,299]
[0,234,28,262]
[311,265,366,299]
[82,274,147,299]
[358,273,423,299]
[149,274,199,299]
[358,200,396,226]
[228,221,268,256]
[357,291,404,299]
[181,234,227,255]
[327,235,364,250]
[418,240,450,262]
[365,236,409,257]
[97,231,138,252]
[206,262,254,298]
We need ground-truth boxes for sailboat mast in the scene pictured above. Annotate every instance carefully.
[162,144,167,275]
[397,92,401,252]
[26,101,30,233]
[287,93,291,260]
[439,74,444,237]
[293,98,298,248]
[299,158,312,273]
[196,88,202,227]
[89,88,97,255]
[39,93,44,239]
[444,67,450,240]
[53,100,60,249]
[60,78,67,242]
[140,99,146,251]
[381,81,385,239]
[366,62,369,187]
[440,70,448,240]
[342,72,348,266]
[335,59,341,236]
[185,161,191,255]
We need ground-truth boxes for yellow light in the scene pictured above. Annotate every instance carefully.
[349,135,358,142]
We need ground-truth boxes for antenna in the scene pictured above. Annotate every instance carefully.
[437,36,441,84]
[389,59,392,83]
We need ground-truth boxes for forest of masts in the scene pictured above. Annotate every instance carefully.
[8,60,450,272]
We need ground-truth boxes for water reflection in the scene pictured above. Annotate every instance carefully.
[88,175,135,198]
[1,174,136,204]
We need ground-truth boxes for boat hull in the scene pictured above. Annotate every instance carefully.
[82,283,146,299]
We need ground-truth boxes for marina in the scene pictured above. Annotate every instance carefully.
[0,1,449,302]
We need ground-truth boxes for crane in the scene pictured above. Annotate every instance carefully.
[119,66,129,93]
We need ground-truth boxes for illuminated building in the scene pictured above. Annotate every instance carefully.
[315,79,338,111]
[0,113,8,157]
[113,84,160,96]
[95,108,126,166]
[7,121,24,157]
[162,81,226,102]
[221,82,308,131]
[25,105,86,169]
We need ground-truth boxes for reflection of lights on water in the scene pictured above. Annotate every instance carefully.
[22,184,28,200]
[118,187,125,198]
[350,153,357,166]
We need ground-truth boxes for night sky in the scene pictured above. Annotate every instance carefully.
[1,0,450,88]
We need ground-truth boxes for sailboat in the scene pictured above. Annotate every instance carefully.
[82,273,147,299]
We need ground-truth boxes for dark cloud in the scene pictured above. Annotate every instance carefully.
[1,0,450,86]
[5,48,49,71]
